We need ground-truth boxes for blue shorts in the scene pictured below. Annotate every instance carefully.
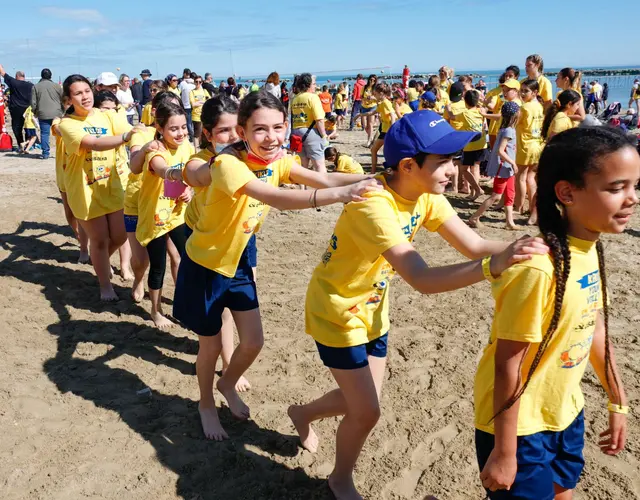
[173,248,258,337]
[360,106,376,114]
[184,225,257,267]
[316,333,389,370]
[124,214,138,233]
[475,410,585,500]
[335,109,346,116]
[24,128,37,138]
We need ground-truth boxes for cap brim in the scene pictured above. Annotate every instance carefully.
[423,130,480,155]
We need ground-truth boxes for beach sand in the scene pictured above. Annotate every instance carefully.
[1,130,639,500]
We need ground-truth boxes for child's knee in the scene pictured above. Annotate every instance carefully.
[351,402,381,430]
[241,332,264,353]
[112,232,127,248]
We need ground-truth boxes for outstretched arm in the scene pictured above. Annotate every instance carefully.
[288,162,372,188]
[437,215,512,259]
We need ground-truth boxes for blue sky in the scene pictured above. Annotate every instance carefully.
[0,0,637,82]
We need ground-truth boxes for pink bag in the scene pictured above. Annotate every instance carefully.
[164,179,186,199]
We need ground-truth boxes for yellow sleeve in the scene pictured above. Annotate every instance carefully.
[210,154,257,197]
[310,95,326,121]
[107,109,132,136]
[58,118,87,156]
[421,194,457,231]
[540,78,553,102]
[342,195,409,262]
[491,265,551,342]
[189,90,195,107]
[277,155,294,184]
[130,129,152,149]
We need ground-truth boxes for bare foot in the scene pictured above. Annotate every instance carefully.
[100,286,119,302]
[328,474,363,500]
[527,215,538,226]
[151,311,175,329]
[78,251,90,264]
[287,405,319,453]
[120,267,135,281]
[235,375,251,392]
[217,378,250,420]
[131,278,145,303]
[198,404,229,441]
[467,218,483,228]
[466,192,481,202]
[505,223,518,231]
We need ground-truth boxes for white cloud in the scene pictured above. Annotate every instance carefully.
[40,7,105,24]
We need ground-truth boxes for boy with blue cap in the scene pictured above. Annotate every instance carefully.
[288,111,550,500]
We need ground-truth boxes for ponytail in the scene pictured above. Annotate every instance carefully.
[541,89,581,139]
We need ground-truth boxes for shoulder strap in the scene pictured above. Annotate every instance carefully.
[301,120,316,142]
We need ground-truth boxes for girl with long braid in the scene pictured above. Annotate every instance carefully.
[474,127,638,499]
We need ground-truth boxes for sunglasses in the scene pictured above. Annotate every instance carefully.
[150,88,159,93]
[171,79,178,82]
[195,80,202,83]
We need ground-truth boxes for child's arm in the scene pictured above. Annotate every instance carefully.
[184,158,212,187]
[289,162,371,188]
[568,98,586,122]
[436,215,525,258]
[444,103,462,120]
[129,140,162,174]
[148,152,173,179]
[238,177,381,211]
[589,311,628,455]
[382,236,548,294]
[81,123,146,152]
[479,339,529,492]
[497,136,517,169]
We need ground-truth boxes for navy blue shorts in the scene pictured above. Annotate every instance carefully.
[24,128,37,138]
[475,410,585,499]
[316,333,388,370]
[124,214,138,233]
[173,249,258,337]
[360,105,376,114]
[184,226,257,267]
[335,109,346,116]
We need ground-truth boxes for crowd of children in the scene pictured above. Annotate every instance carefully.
[22,51,639,500]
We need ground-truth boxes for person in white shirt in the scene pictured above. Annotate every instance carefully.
[116,74,136,125]
[179,70,196,140]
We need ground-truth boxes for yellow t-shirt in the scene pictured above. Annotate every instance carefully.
[334,92,344,110]
[124,126,156,217]
[516,100,544,165]
[406,88,420,103]
[397,102,413,118]
[377,98,395,132]
[361,88,377,109]
[489,97,523,135]
[189,88,210,122]
[486,86,503,100]
[186,149,293,277]
[168,86,181,97]
[184,148,215,229]
[141,103,154,126]
[23,107,36,129]
[136,141,194,246]
[475,236,603,436]
[460,109,487,152]
[445,100,467,131]
[305,175,456,348]
[58,110,131,220]
[435,91,450,114]
[335,155,364,174]
[548,111,575,138]
[52,117,66,192]
[520,76,553,103]
[440,81,451,96]
[291,92,325,129]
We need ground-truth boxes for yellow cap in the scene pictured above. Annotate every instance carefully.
[502,79,521,90]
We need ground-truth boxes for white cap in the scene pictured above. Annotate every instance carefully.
[96,72,119,86]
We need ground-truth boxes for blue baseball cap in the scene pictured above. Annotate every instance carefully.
[383,110,480,167]
[421,91,437,102]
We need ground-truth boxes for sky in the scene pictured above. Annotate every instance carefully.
[0,0,637,82]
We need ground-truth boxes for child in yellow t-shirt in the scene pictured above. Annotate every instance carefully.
[20,106,38,153]
[288,110,548,500]
[333,83,347,129]
[58,74,143,301]
[176,91,379,441]
[474,127,633,499]
[324,146,364,174]
[392,88,413,118]
[189,75,211,149]
[182,95,253,393]
[370,82,397,173]
[541,89,581,141]
[131,102,194,328]
[126,90,183,303]
[325,114,339,140]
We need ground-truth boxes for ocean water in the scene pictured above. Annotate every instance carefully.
[305,68,640,108]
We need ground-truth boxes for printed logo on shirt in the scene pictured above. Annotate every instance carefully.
[254,168,274,182]
[83,127,108,136]
[242,212,263,234]
[321,234,338,266]
[366,280,388,305]
[559,332,593,369]
[401,213,422,239]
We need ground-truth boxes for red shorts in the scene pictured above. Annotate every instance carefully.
[493,176,515,206]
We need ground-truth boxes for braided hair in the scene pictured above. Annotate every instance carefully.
[494,127,634,418]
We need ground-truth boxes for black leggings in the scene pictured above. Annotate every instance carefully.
[146,224,187,290]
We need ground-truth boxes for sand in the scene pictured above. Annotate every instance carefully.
[1,131,639,500]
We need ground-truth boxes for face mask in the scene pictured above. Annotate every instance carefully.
[214,143,227,154]
[243,140,284,165]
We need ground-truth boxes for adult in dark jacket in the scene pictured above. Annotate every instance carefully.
[131,77,143,119]
[0,63,34,145]
[140,69,153,106]
[31,68,63,159]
